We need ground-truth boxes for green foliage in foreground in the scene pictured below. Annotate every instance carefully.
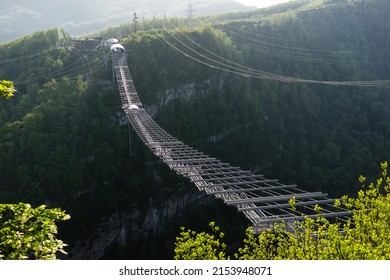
[175,162,390,260]
[0,203,70,260]
[0,80,15,99]
[174,221,228,260]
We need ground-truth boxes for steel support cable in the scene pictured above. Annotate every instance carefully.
[228,37,377,66]
[159,24,294,81]
[159,21,281,77]
[192,19,389,72]
[151,23,390,87]
[188,22,390,74]
[0,48,55,65]
[14,58,95,85]
[226,37,334,64]
[158,22,334,83]
[195,18,349,55]
[218,24,357,56]
[171,20,388,75]
[227,31,339,57]
[194,19,390,66]
[14,49,111,85]
[21,159,57,201]
[165,20,292,73]
[149,23,256,77]
[209,18,390,57]
[210,19,326,47]
[154,22,309,83]
[227,34,390,66]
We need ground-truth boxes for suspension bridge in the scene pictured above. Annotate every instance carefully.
[110,43,350,233]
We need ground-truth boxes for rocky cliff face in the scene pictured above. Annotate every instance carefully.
[147,75,226,116]
[67,191,209,259]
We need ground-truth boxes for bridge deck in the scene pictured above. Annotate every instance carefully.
[112,51,350,233]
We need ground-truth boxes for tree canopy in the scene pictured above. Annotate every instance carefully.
[0,80,15,99]
[0,203,70,260]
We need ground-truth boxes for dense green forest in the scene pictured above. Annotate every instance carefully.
[1,0,390,259]
[156,0,390,198]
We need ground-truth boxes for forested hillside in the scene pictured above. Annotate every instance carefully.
[155,0,390,198]
[1,0,390,259]
[0,27,247,259]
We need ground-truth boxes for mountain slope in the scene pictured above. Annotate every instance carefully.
[0,0,247,43]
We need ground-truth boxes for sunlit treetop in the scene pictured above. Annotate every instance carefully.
[0,80,16,99]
